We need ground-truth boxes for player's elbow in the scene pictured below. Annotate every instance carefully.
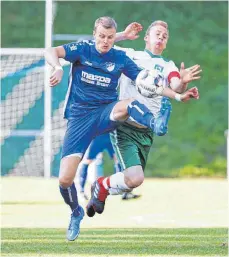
[45,46,65,59]
[174,87,184,93]
[44,47,54,61]
[44,47,53,55]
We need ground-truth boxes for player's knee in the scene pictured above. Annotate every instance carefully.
[59,155,81,187]
[125,172,144,188]
[59,169,75,188]
[59,175,74,188]
[112,98,136,121]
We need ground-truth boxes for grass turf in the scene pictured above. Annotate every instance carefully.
[1,228,228,256]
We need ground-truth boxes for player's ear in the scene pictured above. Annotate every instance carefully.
[144,35,148,42]
[93,30,96,38]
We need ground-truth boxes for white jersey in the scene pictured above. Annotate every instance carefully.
[117,46,179,118]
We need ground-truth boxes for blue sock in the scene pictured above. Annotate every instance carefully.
[79,164,89,192]
[128,99,172,136]
[59,183,79,216]
[127,100,155,130]
[96,162,104,178]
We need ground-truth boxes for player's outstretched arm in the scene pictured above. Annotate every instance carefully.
[44,46,66,87]
[180,87,199,102]
[136,69,199,102]
[159,86,199,102]
[115,22,143,42]
[135,70,199,102]
[177,62,202,93]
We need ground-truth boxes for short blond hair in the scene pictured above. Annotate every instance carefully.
[94,16,117,31]
[145,20,169,36]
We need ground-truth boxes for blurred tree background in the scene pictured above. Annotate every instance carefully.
[1,1,228,177]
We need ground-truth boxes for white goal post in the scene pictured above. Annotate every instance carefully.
[44,0,53,178]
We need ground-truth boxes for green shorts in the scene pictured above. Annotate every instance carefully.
[110,122,154,171]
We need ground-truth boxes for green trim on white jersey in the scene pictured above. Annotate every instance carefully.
[144,49,170,63]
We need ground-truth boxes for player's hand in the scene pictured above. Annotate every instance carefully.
[180,87,199,102]
[49,66,63,86]
[180,62,202,84]
[123,22,143,40]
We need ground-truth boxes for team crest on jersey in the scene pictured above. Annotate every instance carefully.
[70,44,77,51]
[106,62,115,71]
[154,64,164,72]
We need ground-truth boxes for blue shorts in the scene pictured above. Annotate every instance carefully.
[86,133,115,160]
[61,102,120,158]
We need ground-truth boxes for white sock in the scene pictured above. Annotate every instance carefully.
[109,187,132,195]
[109,172,131,191]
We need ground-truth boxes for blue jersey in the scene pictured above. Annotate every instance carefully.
[62,40,141,118]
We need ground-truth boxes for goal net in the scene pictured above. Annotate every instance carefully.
[1,48,69,177]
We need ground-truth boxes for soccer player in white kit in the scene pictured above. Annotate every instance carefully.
[86,20,201,217]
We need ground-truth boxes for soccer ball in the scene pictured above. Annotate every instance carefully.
[136,69,164,98]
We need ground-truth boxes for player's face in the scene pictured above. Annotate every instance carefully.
[93,25,116,54]
[145,25,168,54]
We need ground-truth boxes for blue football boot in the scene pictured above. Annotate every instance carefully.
[67,205,84,241]
[154,97,172,136]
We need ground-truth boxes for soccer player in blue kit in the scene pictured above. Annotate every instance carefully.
[45,16,197,241]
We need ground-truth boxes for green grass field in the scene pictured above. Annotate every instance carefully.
[1,177,228,256]
[1,228,228,257]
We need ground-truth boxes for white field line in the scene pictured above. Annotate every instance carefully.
[1,254,227,257]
